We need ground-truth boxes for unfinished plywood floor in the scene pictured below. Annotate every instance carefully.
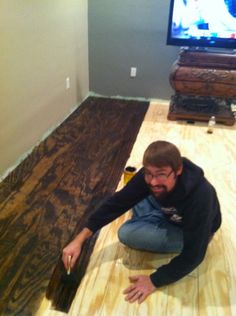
[37,102,236,316]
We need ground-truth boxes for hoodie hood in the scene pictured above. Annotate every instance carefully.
[159,157,204,206]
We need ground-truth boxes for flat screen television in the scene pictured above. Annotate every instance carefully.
[166,0,236,50]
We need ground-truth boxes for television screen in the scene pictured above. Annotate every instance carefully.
[167,0,236,49]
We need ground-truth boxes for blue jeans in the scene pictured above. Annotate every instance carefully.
[118,196,183,253]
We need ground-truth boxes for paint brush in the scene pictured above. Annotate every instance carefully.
[55,254,79,312]
[47,233,99,313]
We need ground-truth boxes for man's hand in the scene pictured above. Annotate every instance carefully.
[123,275,156,304]
[62,238,82,271]
[62,228,93,271]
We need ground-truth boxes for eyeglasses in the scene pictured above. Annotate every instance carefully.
[144,169,174,182]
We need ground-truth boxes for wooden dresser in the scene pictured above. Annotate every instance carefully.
[168,49,236,125]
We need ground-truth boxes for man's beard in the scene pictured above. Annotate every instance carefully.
[149,184,169,200]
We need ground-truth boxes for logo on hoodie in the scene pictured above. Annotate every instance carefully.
[161,207,183,224]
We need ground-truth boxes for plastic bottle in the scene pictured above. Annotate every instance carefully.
[207,116,216,134]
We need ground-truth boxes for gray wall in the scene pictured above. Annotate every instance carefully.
[88,0,179,100]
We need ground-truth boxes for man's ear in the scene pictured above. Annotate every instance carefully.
[176,165,183,176]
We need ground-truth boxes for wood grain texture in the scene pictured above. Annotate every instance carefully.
[38,101,236,316]
[0,97,149,316]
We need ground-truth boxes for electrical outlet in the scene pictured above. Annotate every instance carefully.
[66,77,70,89]
[130,67,137,78]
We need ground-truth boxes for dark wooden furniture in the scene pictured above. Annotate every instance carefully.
[168,49,236,125]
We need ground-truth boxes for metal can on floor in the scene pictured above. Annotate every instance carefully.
[123,166,137,185]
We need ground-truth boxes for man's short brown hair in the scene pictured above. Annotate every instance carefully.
[143,140,182,172]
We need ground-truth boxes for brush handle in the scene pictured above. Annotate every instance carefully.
[67,255,72,275]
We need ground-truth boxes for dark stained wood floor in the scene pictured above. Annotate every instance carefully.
[0,97,149,316]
